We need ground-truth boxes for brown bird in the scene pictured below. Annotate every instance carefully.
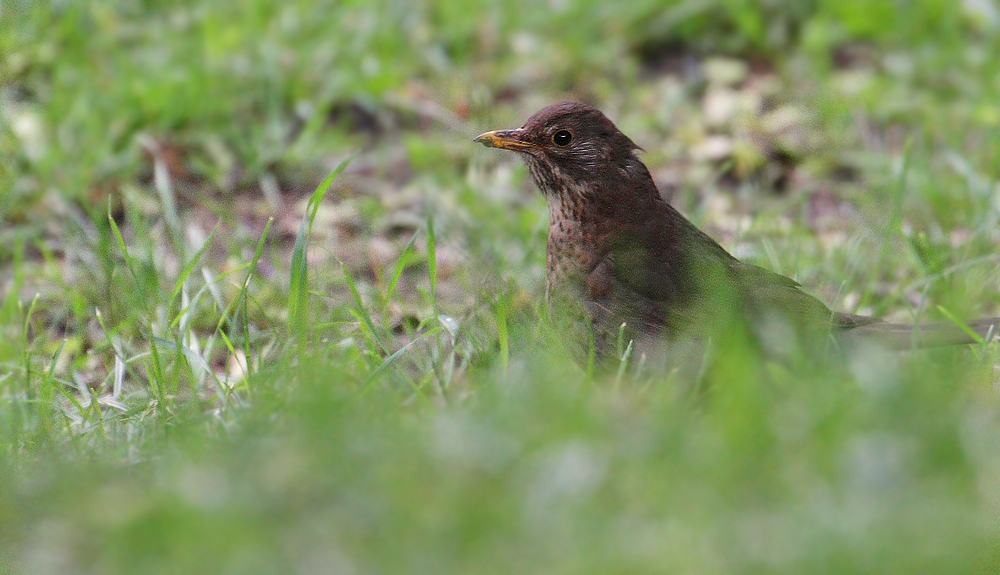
[475,102,998,363]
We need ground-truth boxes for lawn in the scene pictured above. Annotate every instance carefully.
[2,1,1000,573]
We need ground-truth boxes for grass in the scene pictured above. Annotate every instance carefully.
[2,0,1000,572]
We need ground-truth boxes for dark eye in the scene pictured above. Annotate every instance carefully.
[552,130,573,146]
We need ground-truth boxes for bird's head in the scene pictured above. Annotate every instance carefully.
[475,102,645,200]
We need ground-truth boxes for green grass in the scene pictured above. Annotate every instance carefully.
[2,0,1000,572]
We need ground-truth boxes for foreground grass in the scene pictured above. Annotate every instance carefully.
[4,322,1000,573]
[3,1,1000,572]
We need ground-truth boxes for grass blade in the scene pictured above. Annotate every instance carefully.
[426,212,438,316]
[290,156,353,338]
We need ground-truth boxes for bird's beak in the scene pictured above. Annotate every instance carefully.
[474,129,538,152]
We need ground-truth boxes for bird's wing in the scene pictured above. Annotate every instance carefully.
[601,200,844,336]
[731,261,840,329]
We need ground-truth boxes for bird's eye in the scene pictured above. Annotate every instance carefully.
[552,130,573,146]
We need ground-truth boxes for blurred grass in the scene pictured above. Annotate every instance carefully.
[2,0,1000,573]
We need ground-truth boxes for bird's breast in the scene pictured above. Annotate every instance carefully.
[544,188,626,292]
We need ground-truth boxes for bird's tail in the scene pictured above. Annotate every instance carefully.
[835,316,1000,350]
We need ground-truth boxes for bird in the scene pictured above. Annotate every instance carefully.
[474,102,998,365]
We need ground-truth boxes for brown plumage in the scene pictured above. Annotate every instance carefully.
[475,102,998,361]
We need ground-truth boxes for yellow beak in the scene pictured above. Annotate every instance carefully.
[473,129,539,152]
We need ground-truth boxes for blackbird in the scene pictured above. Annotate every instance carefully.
[475,102,998,361]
